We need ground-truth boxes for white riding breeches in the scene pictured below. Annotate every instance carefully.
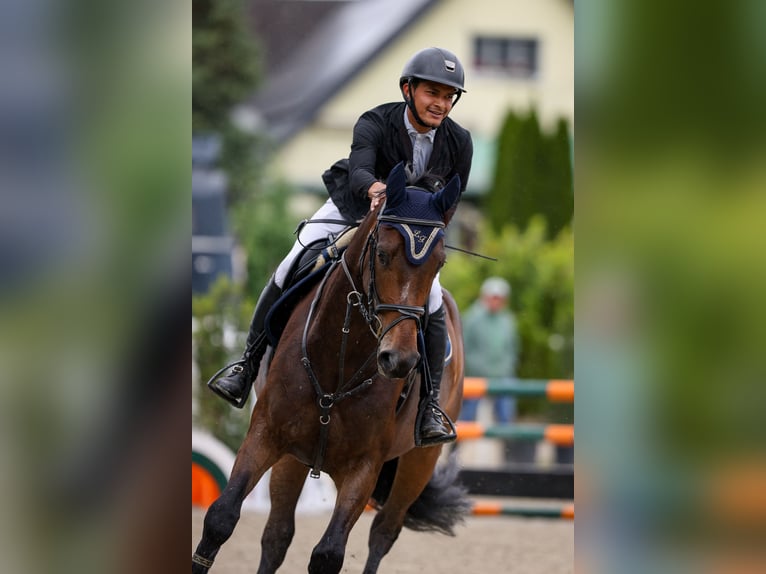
[274,198,444,312]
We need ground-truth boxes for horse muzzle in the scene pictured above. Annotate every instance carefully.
[377,348,420,379]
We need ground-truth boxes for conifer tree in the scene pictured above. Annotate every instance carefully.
[485,109,573,239]
[193,0,261,132]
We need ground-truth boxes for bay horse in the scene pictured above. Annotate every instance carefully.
[192,162,469,573]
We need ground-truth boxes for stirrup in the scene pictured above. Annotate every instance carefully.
[414,399,457,447]
[206,359,252,409]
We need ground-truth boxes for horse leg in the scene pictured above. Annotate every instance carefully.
[256,456,309,574]
[363,447,442,574]
[308,464,381,574]
[192,421,280,573]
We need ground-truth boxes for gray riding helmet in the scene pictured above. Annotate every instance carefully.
[399,47,466,94]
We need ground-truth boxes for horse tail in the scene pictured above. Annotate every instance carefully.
[402,451,471,535]
[370,452,471,536]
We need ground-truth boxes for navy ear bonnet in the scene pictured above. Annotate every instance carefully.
[379,162,461,265]
[381,188,445,265]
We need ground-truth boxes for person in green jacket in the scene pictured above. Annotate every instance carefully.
[460,277,519,424]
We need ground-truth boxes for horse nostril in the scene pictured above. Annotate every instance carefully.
[378,350,420,379]
[378,350,397,374]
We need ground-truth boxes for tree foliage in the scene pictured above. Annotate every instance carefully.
[193,0,261,133]
[441,217,573,381]
[230,180,297,298]
[193,0,268,207]
[192,277,255,451]
[485,109,573,240]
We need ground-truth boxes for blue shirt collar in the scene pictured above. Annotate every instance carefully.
[403,108,436,142]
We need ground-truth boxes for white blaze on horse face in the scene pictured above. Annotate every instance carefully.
[376,292,420,379]
[375,271,429,379]
[399,279,414,302]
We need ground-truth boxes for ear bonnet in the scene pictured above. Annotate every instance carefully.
[380,162,460,265]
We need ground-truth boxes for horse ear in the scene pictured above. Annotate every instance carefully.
[431,173,461,219]
[384,161,407,210]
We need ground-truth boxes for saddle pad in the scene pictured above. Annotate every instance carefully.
[265,261,332,347]
[444,333,453,366]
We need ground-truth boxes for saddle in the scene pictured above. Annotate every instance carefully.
[264,227,356,348]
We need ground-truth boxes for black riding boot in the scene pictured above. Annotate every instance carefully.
[208,277,282,408]
[417,305,456,446]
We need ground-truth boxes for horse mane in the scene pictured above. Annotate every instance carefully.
[405,168,445,194]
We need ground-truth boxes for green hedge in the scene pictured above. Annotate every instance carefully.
[192,276,255,451]
[442,217,573,382]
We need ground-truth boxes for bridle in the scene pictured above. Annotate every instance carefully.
[301,204,446,479]
[341,206,446,340]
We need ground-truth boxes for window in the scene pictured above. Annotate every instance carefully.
[474,36,539,78]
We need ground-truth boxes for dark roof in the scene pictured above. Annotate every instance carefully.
[247,0,438,144]
[248,1,344,76]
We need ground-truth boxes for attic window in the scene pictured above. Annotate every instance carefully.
[474,36,538,78]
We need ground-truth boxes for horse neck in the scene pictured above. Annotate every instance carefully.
[339,210,377,284]
[301,212,379,377]
[304,210,377,343]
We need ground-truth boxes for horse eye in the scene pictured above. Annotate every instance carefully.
[377,249,389,266]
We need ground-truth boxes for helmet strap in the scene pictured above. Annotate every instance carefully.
[403,79,435,129]
[401,78,462,129]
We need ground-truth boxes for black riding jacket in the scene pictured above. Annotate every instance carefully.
[323,102,473,222]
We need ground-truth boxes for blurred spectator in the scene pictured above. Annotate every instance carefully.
[460,277,519,423]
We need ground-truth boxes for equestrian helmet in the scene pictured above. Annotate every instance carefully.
[399,47,466,93]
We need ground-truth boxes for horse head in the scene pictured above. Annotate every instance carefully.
[363,161,461,379]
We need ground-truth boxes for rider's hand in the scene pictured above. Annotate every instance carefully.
[368,182,387,211]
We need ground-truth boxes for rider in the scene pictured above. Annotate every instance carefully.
[209,47,473,445]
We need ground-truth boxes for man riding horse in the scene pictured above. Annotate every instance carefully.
[209,47,473,445]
